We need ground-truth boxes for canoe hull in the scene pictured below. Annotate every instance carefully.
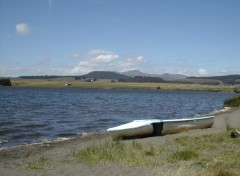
[107,119,161,140]
[162,117,214,135]
[109,124,153,140]
[107,116,214,140]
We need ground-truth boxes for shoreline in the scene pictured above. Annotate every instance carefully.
[0,107,239,176]
[0,131,109,151]
[0,106,232,150]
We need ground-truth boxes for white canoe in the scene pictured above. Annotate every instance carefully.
[107,116,214,140]
[161,116,215,135]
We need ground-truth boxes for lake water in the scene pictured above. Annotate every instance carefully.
[0,88,233,147]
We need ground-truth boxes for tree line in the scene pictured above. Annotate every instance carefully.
[0,78,12,86]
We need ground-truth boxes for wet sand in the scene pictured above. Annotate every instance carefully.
[0,107,239,176]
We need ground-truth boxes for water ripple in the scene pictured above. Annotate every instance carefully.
[0,88,233,147]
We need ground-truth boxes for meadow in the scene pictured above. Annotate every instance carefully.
[11,78,234,92]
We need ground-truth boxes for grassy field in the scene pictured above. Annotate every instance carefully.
[11,78,234,92]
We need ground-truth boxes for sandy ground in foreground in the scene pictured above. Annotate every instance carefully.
[0,107,239,176]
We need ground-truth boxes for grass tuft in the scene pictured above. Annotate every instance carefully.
[27,156,50,170]
[144,145,160,156]
[168,149,198,162]
[73,141,163,167]
[199,162,239,176]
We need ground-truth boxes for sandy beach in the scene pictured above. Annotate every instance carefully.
[0,107,239,176]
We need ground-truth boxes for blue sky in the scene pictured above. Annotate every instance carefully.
[0,0,239,77]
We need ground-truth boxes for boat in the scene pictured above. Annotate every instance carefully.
[107,116,214,140]
[107,119,161,140]
[159,116,215,135]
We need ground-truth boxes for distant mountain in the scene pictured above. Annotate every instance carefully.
[81,71,131,80]
[121,70,152,77]
[121,70,187,80]
[121,76,166,83]
[160,73,187,80]
[18,70,240,85]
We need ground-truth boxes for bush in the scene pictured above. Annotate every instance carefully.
[0,78,12,86]
[224,95,240,107]
[234,86,240,93]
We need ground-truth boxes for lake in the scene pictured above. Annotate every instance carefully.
[0,88,233,147]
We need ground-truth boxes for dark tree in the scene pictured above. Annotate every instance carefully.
[0,79,12,86]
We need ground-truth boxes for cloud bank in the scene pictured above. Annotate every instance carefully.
[0,49,148,77]
[1,48,239,77]
[69,49,147,75]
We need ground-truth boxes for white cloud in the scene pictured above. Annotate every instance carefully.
[95,54,119,63]
[86,49,113,56]
[71,49,113,59]
[136,56,146,63]
[16,23,31,36]
[70,63,92,75]
[198,68,209,76]
[115,60,138,72]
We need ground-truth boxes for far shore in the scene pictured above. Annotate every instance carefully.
[0,107,239,176]
[9,78,235,92]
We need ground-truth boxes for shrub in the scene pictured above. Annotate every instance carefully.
[234,86,240,93]
[224,95,240,107]
[0,78,12,86]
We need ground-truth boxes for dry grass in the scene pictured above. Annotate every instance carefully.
[11,78,234,92]
[72,130,240,175]
[72,141,163,167]
[26,156,50,170]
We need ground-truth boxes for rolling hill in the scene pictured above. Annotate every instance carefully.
[121,70,187,80]
[188,75,240,85]
[17,70,240,85]
[80,71,131,80]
